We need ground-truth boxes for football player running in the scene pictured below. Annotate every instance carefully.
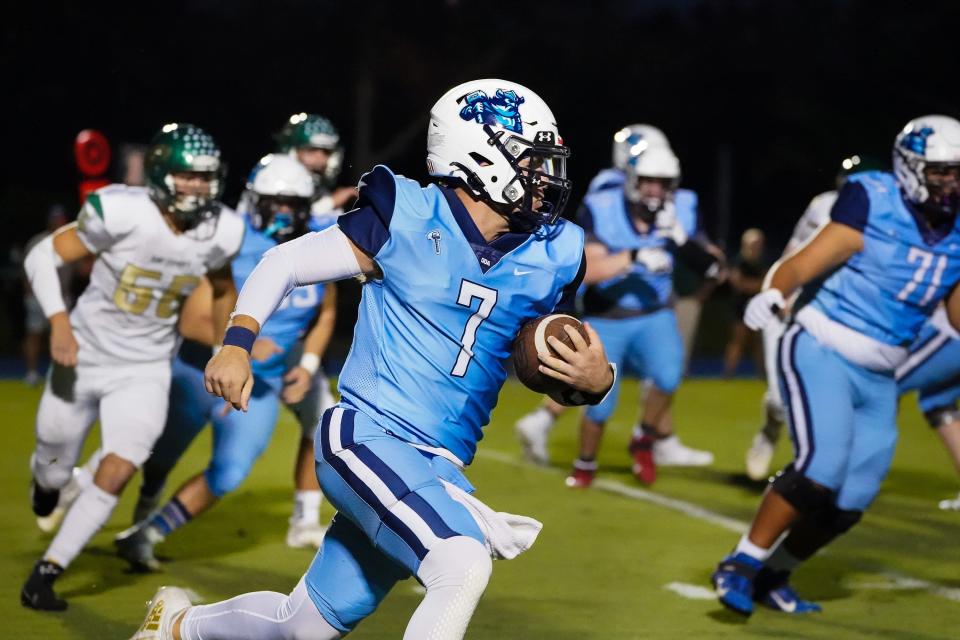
[276,112,358,219]
[131,78,614,640]
[114,155,338,572]
[516,125,720,477]
[744,155,882,481]
[712,115,960,616]
[21,124,244,611]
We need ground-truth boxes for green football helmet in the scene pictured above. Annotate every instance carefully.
[145,123,225,227]
[275,113,343,190]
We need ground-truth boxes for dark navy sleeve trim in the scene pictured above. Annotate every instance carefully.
[830,181,870,232]
[554,250,586,312]
[337,165,396,256]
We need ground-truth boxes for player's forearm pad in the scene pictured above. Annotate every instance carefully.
[24,234,67,318]
[233,225,363,328]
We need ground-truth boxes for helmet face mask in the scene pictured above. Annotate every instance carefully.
[427,79,572,230]
[245,153,316,243]
[893,115,960,222]
[146,123,225,229]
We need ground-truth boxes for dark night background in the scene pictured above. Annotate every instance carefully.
[2,0,959,359]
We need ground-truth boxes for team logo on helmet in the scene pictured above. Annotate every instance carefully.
[900,126,935,154]
[459,89,526,133]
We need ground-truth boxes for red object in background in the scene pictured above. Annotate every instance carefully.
[75,129,111,203]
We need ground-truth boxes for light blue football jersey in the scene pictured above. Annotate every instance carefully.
[336,165,585,464]
[578,186,698,314]
[585,167,700,235]
[810,171,960,346]
[586,167,626,194]
[233,216,333,378]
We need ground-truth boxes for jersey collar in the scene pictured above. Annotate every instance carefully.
[438,186,531,273]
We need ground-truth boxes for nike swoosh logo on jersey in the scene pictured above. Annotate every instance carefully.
[513,268,533,276]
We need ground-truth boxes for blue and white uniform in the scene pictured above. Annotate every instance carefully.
[577,183,698,423]
[896,306,960,416]
[781,171,960,511]
[304,166,585,631]
[143,215,336,498]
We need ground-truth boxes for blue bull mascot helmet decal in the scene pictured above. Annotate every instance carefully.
[901,126,935,155]
[459,89,526,134]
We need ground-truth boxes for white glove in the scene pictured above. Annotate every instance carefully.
[654,207,688,246]
[633,247,672,274]
[744,289,786,330]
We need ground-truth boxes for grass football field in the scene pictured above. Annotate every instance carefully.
[3,377,960,639]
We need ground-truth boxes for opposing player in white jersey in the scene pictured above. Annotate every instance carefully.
[20,123,245,611]
[745,155,882,480]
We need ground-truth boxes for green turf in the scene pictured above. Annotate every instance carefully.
[3,378,960,638]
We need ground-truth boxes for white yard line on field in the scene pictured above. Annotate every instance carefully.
[477,448,959,604]
[664,582,717,600]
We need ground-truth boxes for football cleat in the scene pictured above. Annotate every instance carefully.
[711,552,763,616]
[31,480,60,518]
[515,408,553,465]
[745,432,776,481]
[628,435,657,484]
[130,586,192,640]
[37,468,83,534]
[753,567,822,613]
[938,491,960,511]
[286,521,327,549]
[115,523,164,572]
[653,435,714,467]
[565,459,597,488]
[21,560,67,611]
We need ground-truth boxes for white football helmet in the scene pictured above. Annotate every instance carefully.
[245,154,315,242]
[612,124,671,171]
[893,115,960,216]
[427,78,571,227]
[624,145,681,215]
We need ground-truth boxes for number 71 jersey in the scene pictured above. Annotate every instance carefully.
[811,171,960,347]
[71,185,245,366]
[337,166,584,465]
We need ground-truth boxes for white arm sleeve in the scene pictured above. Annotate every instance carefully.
[233,225,363,328]
[24,235,67,318]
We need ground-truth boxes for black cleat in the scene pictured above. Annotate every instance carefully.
[31,481,60,518]
[21,561,67,611]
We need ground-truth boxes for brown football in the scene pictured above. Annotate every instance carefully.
[512,314,590,402]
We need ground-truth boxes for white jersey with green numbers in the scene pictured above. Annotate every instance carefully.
[71,184,244,366]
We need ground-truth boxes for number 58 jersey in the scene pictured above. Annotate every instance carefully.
[336,166,585,465]
[71,185,245,367]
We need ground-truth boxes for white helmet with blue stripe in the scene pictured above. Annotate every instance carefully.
[427,78,572,227]
[612,124,671,171]
[894,115,960,217]
[244,154,315,242]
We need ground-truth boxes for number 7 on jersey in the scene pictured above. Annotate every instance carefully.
[451,280,498,377]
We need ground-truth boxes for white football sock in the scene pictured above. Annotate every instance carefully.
[45,484,118,569]
[734,534,772,562]
[404,536,492,640]
[292,490,322,525]
[180,576,341,640]
[75,449,103,490]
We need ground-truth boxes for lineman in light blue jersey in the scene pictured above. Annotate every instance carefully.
[133,79,615,640]
[713,115,960,618]
[116,156,338,572]
[895,305,960,509]
[516,125,720,474]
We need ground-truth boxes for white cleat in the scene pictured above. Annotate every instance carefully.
[653,435,714,467]
[130,586,192,640]
[515,409,553,465]
[938,492,960,511]
[745,432,776,481]
[286,521,327,549]
[36,468,83,534]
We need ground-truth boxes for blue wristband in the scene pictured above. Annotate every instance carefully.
[223,326,256,353]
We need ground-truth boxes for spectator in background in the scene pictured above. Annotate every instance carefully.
[21,205,73,385]
[673,237,726,373]
[723,228,767,377]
